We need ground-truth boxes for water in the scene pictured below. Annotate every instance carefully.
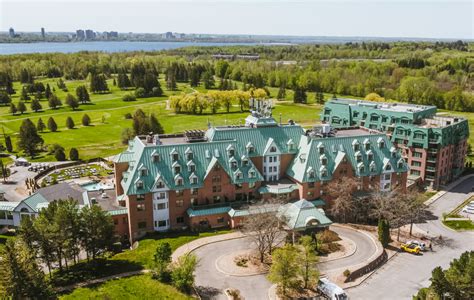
[81,181,114,191]
[0,41,260,55]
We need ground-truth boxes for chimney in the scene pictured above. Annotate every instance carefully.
[153,134,161,145]
[146,132,153,144]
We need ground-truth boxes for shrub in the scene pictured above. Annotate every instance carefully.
[82,114,91,126]
[134,88,146,98]
[54,148,66,161]
[66,117,75,129]
[48,144,64,154]
[318,229,341,243]
[124,113,132,119]
[343,269,351,277]
[122,94,136,102]
[69,148,79,161]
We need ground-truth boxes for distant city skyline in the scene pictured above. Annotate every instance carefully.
[1,0,472,39]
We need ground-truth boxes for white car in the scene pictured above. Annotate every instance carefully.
[406,240,426,251]
[462,207,474,214]
[318,278,348,300]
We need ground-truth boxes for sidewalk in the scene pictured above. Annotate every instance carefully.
[172,231,246,262]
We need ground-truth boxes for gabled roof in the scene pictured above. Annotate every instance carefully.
[278,199,332,230]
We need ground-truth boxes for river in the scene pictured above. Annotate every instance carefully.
[0,41,262,55]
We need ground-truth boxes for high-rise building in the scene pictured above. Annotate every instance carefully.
[41,27,45,39]
[321,98,469,189]
[85,29,96,40]
[8,27,15,38]
[76,29,85,41]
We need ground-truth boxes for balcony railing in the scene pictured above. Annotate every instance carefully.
[429,138,440,143]
[426,166,436,172]
[425,175,435,181]
[427,157,437,163]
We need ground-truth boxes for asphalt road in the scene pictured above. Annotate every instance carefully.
[193,226,376,300]
[347,176,474,300]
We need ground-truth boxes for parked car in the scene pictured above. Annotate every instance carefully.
[462,207,474,214]
[317,278,348,300]
[406,240,426,251]
[400,243,421,254]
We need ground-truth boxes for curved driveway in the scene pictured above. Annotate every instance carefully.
[193,225,377,300]
[347,176,474,300]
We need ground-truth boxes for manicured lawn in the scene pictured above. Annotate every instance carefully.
[60,274,192,300]
[112,229,231,269]
[443,220,474,231]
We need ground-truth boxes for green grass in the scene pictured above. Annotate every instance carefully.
[59,274,192,300]
[0,78,323,161]
[112,229,231,269]
[443,220,474,231]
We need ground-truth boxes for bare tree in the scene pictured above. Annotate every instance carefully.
[368,187,398,222]
[241,202,284,263]
[326,177,358,223]
[397,189,427,236]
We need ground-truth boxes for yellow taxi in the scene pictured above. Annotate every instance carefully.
[400,243,421,254]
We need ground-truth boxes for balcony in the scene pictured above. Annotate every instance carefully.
[425,175,435,181]
[427,148,439,154]
[427,157,437,163]
[429,138,440,144]
[426,166,437,172]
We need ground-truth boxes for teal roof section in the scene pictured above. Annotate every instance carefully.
[122,137,264,195]
[286,134,407,183]
[278,199,332,230]
[108,209,128,216]
[228,204,280,217]
[0,201,20,211]
[206,125,304,157]
[23,193,48,212]
[187,206,231,217]
[258,183,299,194]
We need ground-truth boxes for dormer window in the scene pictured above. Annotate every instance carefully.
[185,147,193,160]
[235,171,243,180]
[287,139,295,151]
[352,140,360,151]
[152,153,160,162]
[320,169,328,178]
[173,162,181,174]
[320,155,328,166]
[385,163,391,171]
[390,147,397,158]
[355,152,362,163]
[156,180,164,189]
[140,168,148,176]
[175,175,183,186]
[231,161,238,169]
[370,161,376,173]
[136,180,144,189]
[270,146,277,153]
[367,150,374,161]
[358,163,365,174]
[227,144,235,157]
[187,161,196,172]
[189,173,198,185]
[242,156,249,166]
[246,142,255,154]
[364,139,370,151]
[308,169,315,179]
[248,169,256,178]
[317,142,324,155]
[397,158,405,169]
[377,137,385,149]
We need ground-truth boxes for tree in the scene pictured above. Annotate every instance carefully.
[9,103,17,115]
[17,119,43,158]
[54,148,66,161]
[65,93,79,110]
[149,113,164,134]
[365,92,384,102]
[21,87,30,101]
[293,86,307,103]
[316,91,325,104]
[121,128,135,144]
[134,87,146,98]
[76,85,90,104]
[17,101,27,114]
[326,178,357,223]
[66,116,75,129]
[0,159,11,183]
[69,148,79,161]
[171,254,198,293]
[47,117,58,132]
[30,99,42,112]
[4,135,12,152]
[0,92,11,105]
[201,71,214,89]
[153,242,172,282]
[45,83,51,99]
[122,94,137,102]
[82,114,91,126]
[166,70,177,91]
[90,73,109,93]
[37,118,46,132]
[48,94,62,109]
[0,239,52,299]
[80,205,114,261]
[277,85,286,100]
[378,218,390,248]
[268,244,299,296]
[298,236,319,289]
[241,204,283,262]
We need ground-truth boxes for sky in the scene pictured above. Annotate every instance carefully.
[0,0,472,39]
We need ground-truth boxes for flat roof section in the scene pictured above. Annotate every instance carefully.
[329,98,435,114]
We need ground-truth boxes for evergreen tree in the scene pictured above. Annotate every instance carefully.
[153,242,172,282]
[0,239,52,299]
[75,85,90,104]
[316,91,325,104]
[293,86,307,103]
[166,70,177,91]
[20,68,33,84]
[82,114,91,126]
[17,101,27,114]
[48,94,62,109]
[57,78,67,91]
[45,83,51,99]
[112,78,116,86]
[79,205,114,261]
[0,92,11,105]
[69,148,79,161]
[65,93,79,110]
[171,254,198,293]
[66,117,75,129]
[4,135,12,152]
[47,117,58,132]
[54,148,66,161]
[378,219,390,248]
[117,71,132,90]
[149,113,164,134]
[9,103,17,115]
[189,66,200,87]
[277,84,286,100]
[0,72,15,94]
[20,86,30,101]
[17,119,43,157]
[0,159,11,183]
[37,118,46,132]
[30,99,42,112]
[201,71,214,89]
[90,73,109,93]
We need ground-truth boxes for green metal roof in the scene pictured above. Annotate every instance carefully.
[187,206,231,217]
[286,134,407,183]
[310,199,326,207]
[108,209,128,216]
[227,204,280,217]
[121,137,264,195]
[278,199,332,230]
[0,202,20,211]
[23,193,48,212]
[205,125,305,157]
[258,184,299,194]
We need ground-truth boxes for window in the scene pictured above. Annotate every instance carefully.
[137,204,145,211]
[172,153,179,161]
[413,151,423,158]
[191,198,197,205]
[176,200,184,207]
[188,165,196,173]
[242,158,249,166]
[157,203,167,210]
[231,161,238,169]
[176,216,184,224]
[137,194,145,201]
[308,182,315,188]
[156,181,164,189]
[248,170,256,178]
[157,192,166,199]
[384,174,391,180]
[356,154,362,163]
[368,153,374,161]
[321,169,328,177]
[187,153,193,160]
[410,170,421,176]
[308,170,315,179]
[138,222,147,229]
[191,177,198,185]
[321,157,328,166]
[411,161,421,167]
[136,181,144,189]
[176,190,184,196]
[236,172,243,180]
[158,220,167,227]
[191,188,198,195]
[140,168,148,176]
[319,146,324,155]
[175,178,183,186]
[174,165,181,174]
[385,164,391,171]
[270,146,277,153]
[217,217,225,224]
[212,175,221,183]
[365,143,370,151]
[359,166,365,173]
[212,185,221,193]
[269,156,273,163]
